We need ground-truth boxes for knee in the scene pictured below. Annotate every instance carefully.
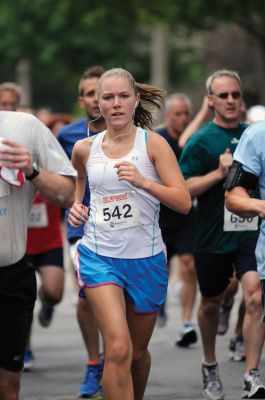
[42,288,63,305]
[132,347,148,365]
[180,256,196,280]
[200,298,221,318]
[108,341,132,367]
[245,290,262,315]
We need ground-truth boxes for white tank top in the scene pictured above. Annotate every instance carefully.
[81,127,164,258]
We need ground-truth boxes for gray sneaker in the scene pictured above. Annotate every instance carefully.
[202,363,224,400]
[242,369,265,399]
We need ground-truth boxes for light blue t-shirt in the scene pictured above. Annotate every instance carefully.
[234,121,265,279]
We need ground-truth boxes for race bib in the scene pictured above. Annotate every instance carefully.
[28,203,48,228]
[223,206,258,232]
[94,191,140,231]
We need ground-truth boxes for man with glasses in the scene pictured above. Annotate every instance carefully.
[179,70,265,399]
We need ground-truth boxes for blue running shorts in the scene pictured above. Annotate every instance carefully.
[76,243,168,314]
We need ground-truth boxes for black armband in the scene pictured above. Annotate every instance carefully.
[224,161,259,191]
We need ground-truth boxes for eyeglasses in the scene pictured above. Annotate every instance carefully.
[211,91,241,99]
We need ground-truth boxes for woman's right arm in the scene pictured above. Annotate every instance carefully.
[68,139,91,227]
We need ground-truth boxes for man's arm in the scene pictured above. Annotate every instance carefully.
[186,148,232,198]
[0,139,75,208]
[225,186,265,219]
[178,96,212,149]
[26,169,75,208]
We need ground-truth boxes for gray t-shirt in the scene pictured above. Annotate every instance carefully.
[0,111,77,266]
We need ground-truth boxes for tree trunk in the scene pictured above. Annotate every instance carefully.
[16,59,32,107]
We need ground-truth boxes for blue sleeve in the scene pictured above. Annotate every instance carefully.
[234,123,264,177]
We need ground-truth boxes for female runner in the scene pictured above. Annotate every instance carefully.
[69,68,191,400]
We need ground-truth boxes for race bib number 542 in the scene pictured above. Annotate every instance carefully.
[94,191,140,231]
[223,206,258,232]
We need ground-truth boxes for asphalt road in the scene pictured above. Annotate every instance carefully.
[20,262,265,400]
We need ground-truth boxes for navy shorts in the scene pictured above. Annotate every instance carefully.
[195,237,258,297]
[76,243,168,314]
[161,228,194,260]
[0,257,36,371]
[26,248,64,270]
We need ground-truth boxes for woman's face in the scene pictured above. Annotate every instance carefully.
[98,77,139,130]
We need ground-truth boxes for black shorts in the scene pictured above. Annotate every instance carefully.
[194,237,257,297]
[26,248,64,270]
[0,257,37,372]
[161,228,194,260]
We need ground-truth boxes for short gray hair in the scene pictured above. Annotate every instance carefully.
[206,70,241,94]
[165,93,192,113]
[0,82,22,103]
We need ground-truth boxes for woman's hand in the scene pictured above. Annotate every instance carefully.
[68,202,89,227]
[114,161,147,189]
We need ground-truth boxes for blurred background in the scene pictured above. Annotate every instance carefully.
[1,0,265,116]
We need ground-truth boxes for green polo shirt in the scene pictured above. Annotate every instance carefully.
[179,121,258,253]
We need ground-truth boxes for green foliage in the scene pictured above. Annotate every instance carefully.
[0,0,264,111]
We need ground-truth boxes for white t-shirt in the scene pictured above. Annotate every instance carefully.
[0,111,76,267]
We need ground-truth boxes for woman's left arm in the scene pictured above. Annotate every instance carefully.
[115,132,191,214]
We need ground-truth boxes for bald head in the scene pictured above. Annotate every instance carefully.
[164,93,192,136]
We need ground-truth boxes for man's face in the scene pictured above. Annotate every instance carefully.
[165,99,191,135]
[78,77,101,120]
[208,76,242,126]
[0,90,18,111]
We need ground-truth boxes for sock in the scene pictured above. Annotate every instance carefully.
[203,359,217,367]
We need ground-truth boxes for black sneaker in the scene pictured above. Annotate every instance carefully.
[202,363,224,400]
[242,369,265,399]
[176,324,197,347]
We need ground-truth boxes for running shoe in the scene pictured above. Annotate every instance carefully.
[23,349,35,372]
[38,289,54,328]
[242,369,265,398]
[229,335,246,362]
[202,363,224,400]
[175,323,197,347]
[217,299,234,336]
[79,364,103,398]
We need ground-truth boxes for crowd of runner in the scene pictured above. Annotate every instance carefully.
[1,67,265,400]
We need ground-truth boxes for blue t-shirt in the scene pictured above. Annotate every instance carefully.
[233,121,265,278]
[57,118,98,240]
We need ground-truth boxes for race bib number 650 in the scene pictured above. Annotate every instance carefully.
[94,191,140,231]
[223,206,258,232]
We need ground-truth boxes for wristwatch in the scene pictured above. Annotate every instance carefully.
[26,163,40,181]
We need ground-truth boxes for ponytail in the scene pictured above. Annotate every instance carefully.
[134,83,165,129]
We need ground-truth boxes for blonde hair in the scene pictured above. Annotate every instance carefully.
[98,68,165,129]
